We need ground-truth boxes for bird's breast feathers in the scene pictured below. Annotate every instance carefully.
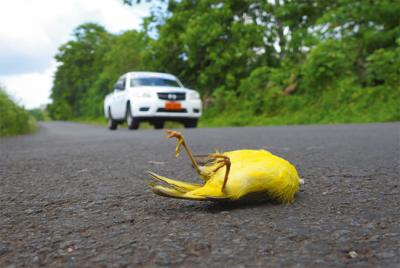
[212,149,300,199]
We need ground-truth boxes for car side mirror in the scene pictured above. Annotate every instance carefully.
[114,81,124,91]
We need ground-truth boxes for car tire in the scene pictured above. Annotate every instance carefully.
[108,108,118,130]
[153,120,164,129]
[126,103,140,130]
[184,119,198,128]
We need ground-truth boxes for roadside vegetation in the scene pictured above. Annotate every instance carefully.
[0,87,36,137]
[28,108,50,122]
[48,0,400,126]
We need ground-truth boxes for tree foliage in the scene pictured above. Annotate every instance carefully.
[48,24,146,119]
[49,0,400,123]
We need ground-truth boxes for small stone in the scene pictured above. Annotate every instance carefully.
[348,251,358,258]
[25,209,34,214]
[67,247,73,253]
[148,161,165,165]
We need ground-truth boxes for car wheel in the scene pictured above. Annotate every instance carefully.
[126,103,140,130]
[108,108,118,130]
[153,120,164,129]
[184,119,198,128]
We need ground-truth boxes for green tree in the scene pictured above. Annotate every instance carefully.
[48,23,112,119]
[146,0,271,94]
[85,30,148,117]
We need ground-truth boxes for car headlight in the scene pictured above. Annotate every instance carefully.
[133,92,152,98]
[188,91,200,100]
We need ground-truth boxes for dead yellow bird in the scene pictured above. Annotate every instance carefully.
[148,130,302,203]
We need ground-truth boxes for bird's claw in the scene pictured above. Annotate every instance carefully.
[165,130,184,158]
[164,129,202,174]
[212,155,231,192]
[196,153,231,192]
[165,130,183,140]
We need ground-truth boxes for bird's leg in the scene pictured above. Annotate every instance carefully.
[165,130,201,175]
[207,154,231,192]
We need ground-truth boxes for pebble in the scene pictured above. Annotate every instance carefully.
[348,251,358,258]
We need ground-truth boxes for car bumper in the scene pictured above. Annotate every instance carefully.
[130,98,202,119]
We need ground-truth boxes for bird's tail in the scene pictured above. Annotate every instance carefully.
[148,171,207,200]
[150,184,210,200]
[148,171,228,201]
[148,171,202,192]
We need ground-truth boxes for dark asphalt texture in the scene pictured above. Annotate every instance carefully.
[1,122,399,267]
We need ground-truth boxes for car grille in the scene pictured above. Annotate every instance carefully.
[157,92,186,101]
[157,108,187,113]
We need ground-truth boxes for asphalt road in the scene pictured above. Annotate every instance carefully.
[1,122,399,267]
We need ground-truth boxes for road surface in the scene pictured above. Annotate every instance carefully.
[1,122,399,267]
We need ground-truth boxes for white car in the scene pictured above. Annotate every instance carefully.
[104,72,202,130]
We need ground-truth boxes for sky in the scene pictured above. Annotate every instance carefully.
[0,0,152,109]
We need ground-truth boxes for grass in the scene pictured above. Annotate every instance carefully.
[0,88,37,137]
[56,83,400,129]
[200,85,400,127]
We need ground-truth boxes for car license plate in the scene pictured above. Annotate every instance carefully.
[165,101,181,110]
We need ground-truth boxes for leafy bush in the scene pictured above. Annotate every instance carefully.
[28,108,48,121]
[366,43,400,87]
[202,72,400,127]
[0,88,36,136]
[300,40,353,92]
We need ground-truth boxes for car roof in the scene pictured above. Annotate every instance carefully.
[128,72,178,80]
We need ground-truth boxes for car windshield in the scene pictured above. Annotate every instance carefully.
[131,77,181,87]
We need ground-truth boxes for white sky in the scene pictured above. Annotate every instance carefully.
[0,0,152,109]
